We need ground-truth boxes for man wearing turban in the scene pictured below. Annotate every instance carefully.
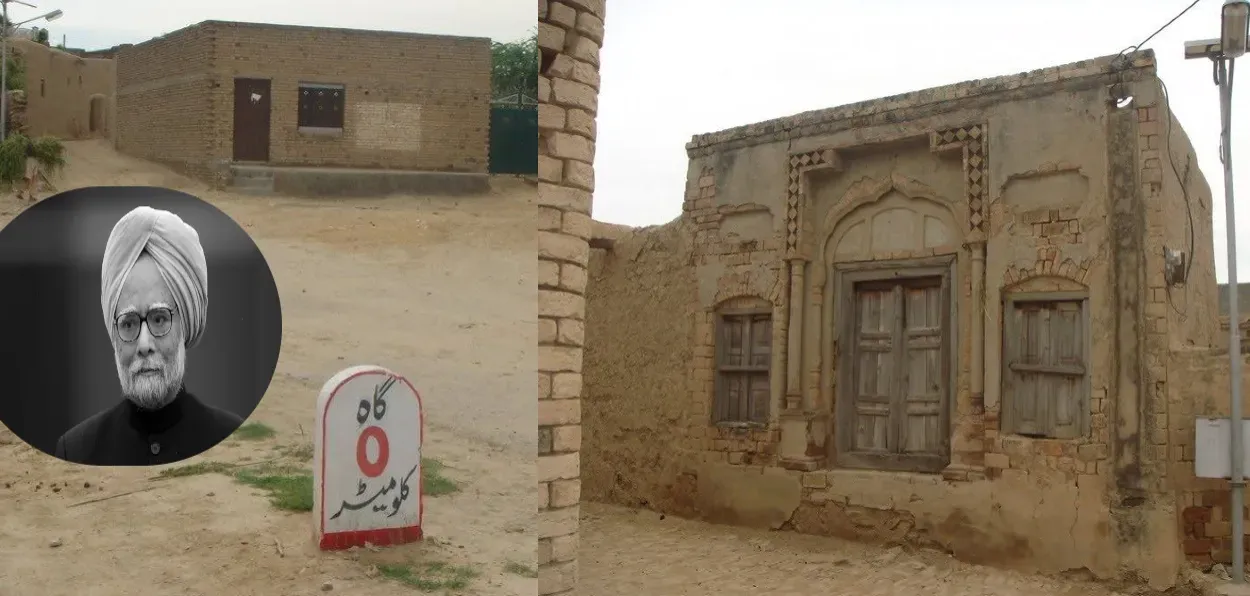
[54,206,243,465]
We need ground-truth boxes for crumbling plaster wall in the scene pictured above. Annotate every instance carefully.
[682,85,1131,580]
[1139,79,1249,568]
[583,52,1198,588]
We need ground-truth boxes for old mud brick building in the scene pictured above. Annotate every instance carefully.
[114,20,491,185]
[583,49,1249,589]
[11,38,115,139]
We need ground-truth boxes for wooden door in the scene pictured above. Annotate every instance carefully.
[850,284,897,453]
[845,276,949,471]
[232,78,271,162]
[900,281,947,455]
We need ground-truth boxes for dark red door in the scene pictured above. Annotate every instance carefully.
[232,78,271,162]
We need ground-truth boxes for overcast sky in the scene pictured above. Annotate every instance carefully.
[19,0,533,49]
[594,0,1250,282]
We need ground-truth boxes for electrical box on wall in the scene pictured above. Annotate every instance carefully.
[1163,247,1186,286]
[1195,417,1250,478]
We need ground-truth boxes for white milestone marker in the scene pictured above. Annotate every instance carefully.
[313,365,424,550]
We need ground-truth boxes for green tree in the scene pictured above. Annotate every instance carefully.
[0,17,28,90]
[34,27,49,46]
[5,54,24,91]
[0,133,66,185]
[491,28,537,102]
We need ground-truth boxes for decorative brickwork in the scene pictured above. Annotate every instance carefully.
[929,124,988,234]
[538,0,605,594]
[784,149,840,257]
[682,166,786,467]
[1002,207,1092,286]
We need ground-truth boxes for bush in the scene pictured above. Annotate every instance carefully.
[0,133,65,184]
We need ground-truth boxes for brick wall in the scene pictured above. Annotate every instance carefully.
[684,166,786,468]
[1142,85,1233,568]
[207,21,490,178]
[984,205,1105,483]
[115,20,490,185]
[114,24,215,181]
[538,0,605,594]
[1182,491,1245,566]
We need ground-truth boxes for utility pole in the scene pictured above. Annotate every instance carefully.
[0,0,63,140]
[1186,0,1250,585]
[3,0,12,141]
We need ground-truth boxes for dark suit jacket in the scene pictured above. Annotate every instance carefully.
[54,389,244,466]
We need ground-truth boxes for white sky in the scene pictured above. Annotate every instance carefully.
[594,0,1250,282]
[15,0,534,48]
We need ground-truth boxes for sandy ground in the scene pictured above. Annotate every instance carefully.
[578,503,1212,596]
[0,140,537,596]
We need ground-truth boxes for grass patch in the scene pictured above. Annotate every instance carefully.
[503,561,537,578]
[232,422,276,440]
[282,442,314,461]
[153,456,450,515]
[154,461,236,479]
[422,458,458,496]
[378,561,478,591]
[234,468,313,512]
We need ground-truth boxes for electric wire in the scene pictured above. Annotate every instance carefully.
[1111,0,1208,318]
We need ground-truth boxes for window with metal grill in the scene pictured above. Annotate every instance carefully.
[297,83,345,129]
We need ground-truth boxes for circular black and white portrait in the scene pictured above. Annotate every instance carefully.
[0,186,283,466]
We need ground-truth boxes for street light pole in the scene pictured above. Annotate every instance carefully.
[1186,0,1250,584]
[0,2,62,140]
[1220,49,1245,587]
[2,0,12,141]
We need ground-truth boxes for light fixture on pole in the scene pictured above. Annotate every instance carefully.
[0,1,62,140]
[1185,0,1250,585]
[1225,0,1250,58]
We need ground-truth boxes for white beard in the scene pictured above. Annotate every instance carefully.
[114,342,186,411]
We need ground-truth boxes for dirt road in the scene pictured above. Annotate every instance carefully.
[0,141,537,596]
[578,503,1201,596]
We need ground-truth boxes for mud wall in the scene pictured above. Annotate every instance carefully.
[13,38,114,140]
[582,221,701,513]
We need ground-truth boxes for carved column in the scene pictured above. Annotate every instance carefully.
[969,233,986,407]
[776,150,842,470]
[930,125,989,478]
[784,260,805,411]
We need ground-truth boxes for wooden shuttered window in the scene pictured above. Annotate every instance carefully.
[1003,295,1089,439]
[714,311,771,424]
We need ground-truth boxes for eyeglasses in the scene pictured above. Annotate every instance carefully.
[115,306,177,343]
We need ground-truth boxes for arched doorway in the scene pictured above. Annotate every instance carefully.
[88,94,106,136]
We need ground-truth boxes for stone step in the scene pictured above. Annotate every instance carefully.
[228,184,274,196]
[231,176,273,188]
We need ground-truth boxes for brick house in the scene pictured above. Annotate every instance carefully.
[582,50,1242,587]
[114,20,491,185]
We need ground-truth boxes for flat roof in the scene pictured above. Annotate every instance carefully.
[127,19,492,49]
[687,49,1157,153]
